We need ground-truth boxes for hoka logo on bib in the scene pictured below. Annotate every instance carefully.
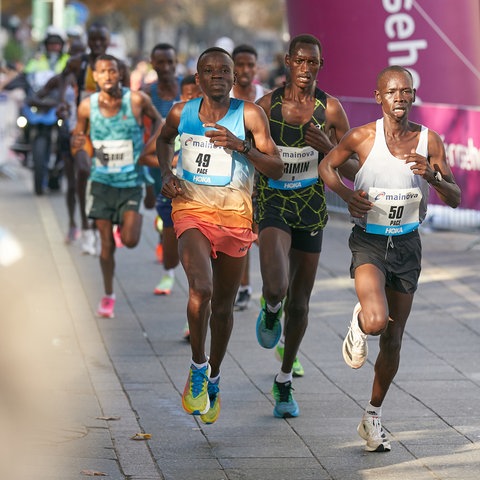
[284,181,302,189]
[385,227,404,235]
[192,175,212,184]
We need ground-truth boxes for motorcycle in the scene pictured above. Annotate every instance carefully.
[6,72,65,195]
[15,102,65,195]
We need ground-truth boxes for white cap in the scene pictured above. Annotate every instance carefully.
[45,25,67,42]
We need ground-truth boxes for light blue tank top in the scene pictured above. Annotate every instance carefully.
[89,88,146,187]
[177,97,253,189]
[174,97,255,222]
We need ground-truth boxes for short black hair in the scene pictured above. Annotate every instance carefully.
[376,65,413,88]
[181,74,196,88]
[94,54,118,68]
[88,22,109,35]
[150,43,176,58]
[232,44,258,60]
[196,47,233,71]
[288,34,322,56]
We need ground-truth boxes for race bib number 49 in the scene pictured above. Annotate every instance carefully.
[180,133,233,186]
[366,187,422,236]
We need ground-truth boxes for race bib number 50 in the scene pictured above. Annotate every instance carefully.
[366,187,422,236]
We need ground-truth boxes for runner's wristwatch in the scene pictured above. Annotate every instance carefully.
[432,171,442,184]
[241,138,252,154]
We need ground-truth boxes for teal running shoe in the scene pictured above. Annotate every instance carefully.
[256,296,282,349]
[272,378,299,418]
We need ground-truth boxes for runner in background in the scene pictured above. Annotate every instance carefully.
[72,54,161,319]
[142,43,183,266]
[230,44,268,312]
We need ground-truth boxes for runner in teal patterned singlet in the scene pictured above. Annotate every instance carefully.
[72,54,162,320]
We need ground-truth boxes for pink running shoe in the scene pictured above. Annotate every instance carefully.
[113,225,124,248]
[97,296,115,318]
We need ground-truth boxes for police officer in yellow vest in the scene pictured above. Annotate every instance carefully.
[24,26,70,93]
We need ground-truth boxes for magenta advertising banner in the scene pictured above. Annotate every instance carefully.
[286,0,480,212]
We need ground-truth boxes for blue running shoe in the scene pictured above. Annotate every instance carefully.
[256,296,282,349]
[200,380,221,424]
[182,364,211,415]
[272,378,299,418]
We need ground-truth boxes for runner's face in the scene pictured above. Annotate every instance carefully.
[94,60,120,93]
[233,52,257,88]
[88,28,110,57]
[181,83,202,101]
[286,42,322,89]
[196,52,234,100]
[150,48,177,81]
[46,39,63,54]
[376,71,415,119]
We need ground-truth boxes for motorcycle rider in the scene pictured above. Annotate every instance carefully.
[25,27,70,93]
[2,27,70,194]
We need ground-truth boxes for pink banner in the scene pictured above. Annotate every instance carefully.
[287,0,480,211]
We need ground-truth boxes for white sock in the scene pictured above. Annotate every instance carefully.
[267,301,282,313]
[209,373,220,384]
[165,268,175,278]
[106,293,116,299]
[239,285,252,294]
[276,371,293,383]
[191,359,209,370]
[365,402,382,417]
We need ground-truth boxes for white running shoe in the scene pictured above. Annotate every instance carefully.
[357,414,391,452]
[81,229,97,256]
[342,302,368,368]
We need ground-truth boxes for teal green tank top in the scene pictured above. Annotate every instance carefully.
[89,88,146,187]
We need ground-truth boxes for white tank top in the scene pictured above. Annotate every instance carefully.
[353,118,430,234]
